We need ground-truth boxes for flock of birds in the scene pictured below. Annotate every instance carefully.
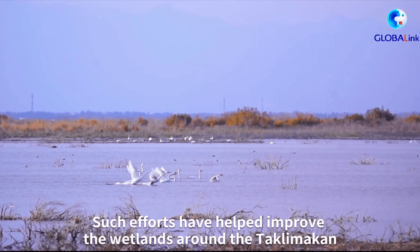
[115,161,223,186]
[116,135,234,144]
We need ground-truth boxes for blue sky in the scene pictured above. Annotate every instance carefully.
[0,1,419,114]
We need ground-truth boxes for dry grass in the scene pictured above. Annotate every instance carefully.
[53,159,64,167]
[69,143,88,148]
[28,199,81,221]
[282,176,298,190]
[114,196,141,220]
[254,156,289,170]
[97,159,128,169]
[2,201,420,251]
[114,159,128,169]
[0,204,20,220]
[351,156,376,165]
[1,108,420,141]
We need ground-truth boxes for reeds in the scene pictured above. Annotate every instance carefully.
[53,159,64,167]
[254,156,289,170]
[97,159,128,169]
[114,196,141,220]
[282,176,298,190]
[350,156,376,165]
[28,199,81,221]
[0,204,20,220]
[1,108,420,141]
[1,201,420,251]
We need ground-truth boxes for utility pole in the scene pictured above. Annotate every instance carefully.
[223,98,225,113]
[31,93,34,112]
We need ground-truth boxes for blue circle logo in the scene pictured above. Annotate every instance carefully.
[387,9,407,29]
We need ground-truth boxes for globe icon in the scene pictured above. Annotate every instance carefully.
[387,9,407,29]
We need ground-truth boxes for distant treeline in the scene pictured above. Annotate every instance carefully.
[1,110,418,121]
[1,107,420,140]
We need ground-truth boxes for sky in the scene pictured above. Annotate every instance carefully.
[0,1,419,114]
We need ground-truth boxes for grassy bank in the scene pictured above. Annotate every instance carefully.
[0,198,419,251]
[1,108,419,141]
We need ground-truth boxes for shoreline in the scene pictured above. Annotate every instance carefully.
[0,136,418,144]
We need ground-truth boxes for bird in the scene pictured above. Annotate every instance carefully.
[210,135,214,140]
[191,141,196,143]
[188,136,193,141]
[184,136,188,141]
[160,139,164,143]
[115,161,150,185]
[226,139,232,142]
[149,167,171,183]
[116,139,121,143]
[37,156,38,158]
[270,141,275,144]
[209,174,223,182]
[127,135,131,141]
[148,137,153,141]
[188,170,203,179]
[176,169,181,178]
[169,136,174,142]
[133,140,137,143]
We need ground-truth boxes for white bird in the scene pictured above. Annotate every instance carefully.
[176,169,181,178]
[148,137,153,141]
[210,135,214,140]
[116,139,121,143]
[133,140,137,143]
[270,141,275,144]
[191,140,196,143]
[188,170,203,179]
[127,135,131,141]
[188,136,193,141]
[160,139,164,143]
[226,139,232,142]
[209,173,223,182]
[115,161,150,185]
[169,136,174,142]
[149,167,170,183]
[184,136,188,141]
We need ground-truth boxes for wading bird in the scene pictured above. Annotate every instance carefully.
[209,174,223,182]
[115,161,150,185]
[188,170,203,179]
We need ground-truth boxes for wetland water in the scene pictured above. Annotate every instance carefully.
[0,140,419,238]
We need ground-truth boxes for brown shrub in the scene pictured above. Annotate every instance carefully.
[0,115,9,123]
[191,116,205,128]
[164,114,192,129]
[365,107,395,122]
[404,114,420,123]
[136,117,149,126]
[283,113,322,126]
[224,107,273,128]
[344,113,365,123]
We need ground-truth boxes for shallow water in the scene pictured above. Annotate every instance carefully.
[0,140,419,238]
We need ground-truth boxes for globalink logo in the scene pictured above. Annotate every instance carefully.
[374,9,419,42]
[387,9,407,29]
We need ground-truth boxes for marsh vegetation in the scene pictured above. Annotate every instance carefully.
[1,107,419,141]
[1,198,419,251]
